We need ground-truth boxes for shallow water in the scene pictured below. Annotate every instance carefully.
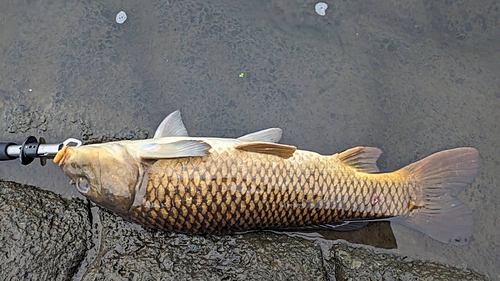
[0,0,498,279]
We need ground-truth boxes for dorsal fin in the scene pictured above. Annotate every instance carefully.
[153,110,189,138]
[336,146,382,173]
[278,221,370,232]
[138,140,211,159]
[236,142,296,159]
[238,128,283,143]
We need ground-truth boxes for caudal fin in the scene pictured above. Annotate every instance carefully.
[393,147,480,245]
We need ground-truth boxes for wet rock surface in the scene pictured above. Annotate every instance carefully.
[0,180,488,280]
[0,180,91,280]
[324,243,489,281]
[82,210,325,280]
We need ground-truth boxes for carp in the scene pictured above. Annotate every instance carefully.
[54,111,480,245]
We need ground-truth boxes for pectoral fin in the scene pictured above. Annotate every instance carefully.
[238,128,283,143]
[337,146,382,173]
[236,142,296,159]
[138,140,211,159]
[153,110,189,138]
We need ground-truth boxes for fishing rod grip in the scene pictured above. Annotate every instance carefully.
[0,137,80,165]
[0,142,16,161]
[0,136,39,164]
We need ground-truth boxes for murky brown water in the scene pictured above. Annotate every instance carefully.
[0,0,498,279]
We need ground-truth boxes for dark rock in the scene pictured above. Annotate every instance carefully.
[82,209,326,280]
[323,243,489,281]
[0,180,91,280]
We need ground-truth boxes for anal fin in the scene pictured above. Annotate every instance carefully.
[235,142,296,159]
[337,146,382,173]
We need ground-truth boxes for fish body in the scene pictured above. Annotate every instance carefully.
[54,111,480,245]
[130,138,406,234]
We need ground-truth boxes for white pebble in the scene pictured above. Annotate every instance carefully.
[315,2,328,16]
[116,11,127,24]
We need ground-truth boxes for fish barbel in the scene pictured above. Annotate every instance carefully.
[54,111,480,245]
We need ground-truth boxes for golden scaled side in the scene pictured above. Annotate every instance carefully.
[130,147,411,234]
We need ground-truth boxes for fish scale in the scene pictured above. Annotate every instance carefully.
[130,146,406,234]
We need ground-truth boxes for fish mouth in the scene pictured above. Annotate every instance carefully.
[53,145,72,166]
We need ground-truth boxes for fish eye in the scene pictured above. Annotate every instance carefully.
[76,176,90,193]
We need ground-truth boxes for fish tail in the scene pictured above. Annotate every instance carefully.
[393,147,480,245]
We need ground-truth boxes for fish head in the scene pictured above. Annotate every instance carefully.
[54,143,139,215]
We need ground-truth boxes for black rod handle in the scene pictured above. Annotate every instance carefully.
[0,137,81,165]
[0,142,16,161]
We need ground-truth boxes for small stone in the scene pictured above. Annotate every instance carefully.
[116,11,127,24]
[315,2,328,16]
